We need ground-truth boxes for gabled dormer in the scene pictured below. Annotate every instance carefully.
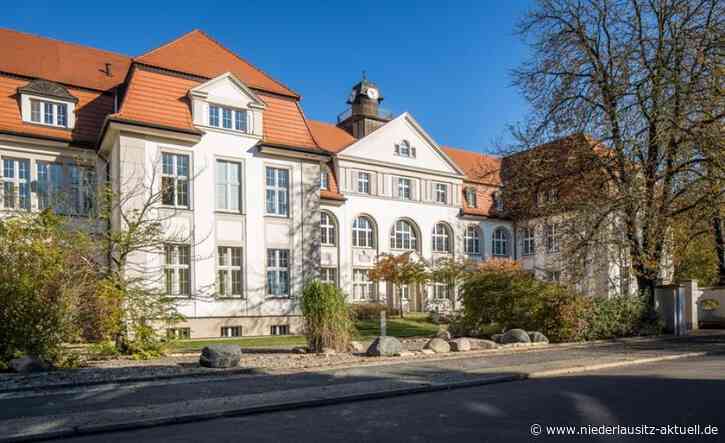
[188,72,265,138]
[18,79,78,129]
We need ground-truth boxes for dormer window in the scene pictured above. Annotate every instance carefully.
[465,187,477,208]
[18,79,77,129]
[395,140,416,158]
[494,191,504,212]
[208,104,248,133]
[320,169,329,190]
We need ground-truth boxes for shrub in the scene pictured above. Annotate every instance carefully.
[457,266,588,342]
[578,295,655,341]
[301,281,355,352]
[351,303,389,320]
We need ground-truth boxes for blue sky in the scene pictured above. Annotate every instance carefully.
[3,0,534,154]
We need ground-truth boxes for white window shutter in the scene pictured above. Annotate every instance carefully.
[411,180,418,200]
[370,172,377,195]
[352,170,359,192]
[392,176,399,198]
[394,144,400,155]
[411,147,417,158]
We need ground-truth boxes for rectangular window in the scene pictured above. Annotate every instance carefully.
[36,162,94,215]
[2,158,30,210]
[320,171,329,190]
[167,328,191,339]
[545,270,561,282]
[267,249,290,297]
[209,105,220,127]
[30,100,41,122]
[465,188,477,208]
[57,104,67,127]
[221,326,242,337]
[433,282,452,300]
[545,224,560,253]
[161,153,190,208]
[43,102,54,125]
[265,167,289,216]
[216,160,241,211]
[353,269,375,301]
[218,246,243,297]
[270,325,289,335]
[357,172,370,194]
[522,228,535,256]
[165,244,191,296]
[321,267,337,285]
[235,109,248,132]
[398,177,412,200]
[435,183,448,204]
[222,108,232,129]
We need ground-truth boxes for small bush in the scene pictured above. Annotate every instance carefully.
[301,281,355,352]
[351,303,388,320]
[579,295,655,341]
[700,298,720,311]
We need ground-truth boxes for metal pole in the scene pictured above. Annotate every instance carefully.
[380,310,387,337]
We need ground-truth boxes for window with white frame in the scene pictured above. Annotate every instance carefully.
[545,223,560,253]
[2,158,30,210]
[221,326,242,337]
[167,328,191,339]
[390,220,417,250]
[161,153,190,208]
[395,140,416,158]
[352,216,375,248]
[397,177,412,200]
[209,104,248,133]
[545,270,561,282]
[321,267,337,285]
[432,223,452,253]
[465,187,477,208]
[270,325,289,335]
[434,183,448,204]
[353,269,374,301]
[494,191,504,212]
[164,244,191,296]
[357,171,370,194]
[265,167,289,216]
[395,284,410,301]
[320,212,336,246]
[36,162,95,215]
[30,99,68,127]
[433,282,452,299]
[320,169,329,190]
[492,228,510,257]
[215,160,241,212]
[464,225,481,255]
[521,227,535,256]
[217,246,243,297]
[266,249,290,297]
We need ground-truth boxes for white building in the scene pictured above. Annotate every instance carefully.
[0,29,621,339]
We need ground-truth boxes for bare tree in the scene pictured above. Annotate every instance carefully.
[510,0,724,306]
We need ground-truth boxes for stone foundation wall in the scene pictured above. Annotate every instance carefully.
[166,316,305,339]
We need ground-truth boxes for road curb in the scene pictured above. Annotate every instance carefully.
[1,351,713,443]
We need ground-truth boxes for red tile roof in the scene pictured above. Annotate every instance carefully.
[135,30,298,98]
[307,119,357,153]
[0,74,114,147]
[0,28,131,91]
[441,145,501,186]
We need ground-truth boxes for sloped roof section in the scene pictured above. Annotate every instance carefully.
[0,74,114,147]
[441,145,501,186]
[18,79,78,102]
[135,30,299,98]
[307,119,357,153]
[0,28,131,91]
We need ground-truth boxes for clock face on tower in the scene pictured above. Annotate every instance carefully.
[366,88,379,100]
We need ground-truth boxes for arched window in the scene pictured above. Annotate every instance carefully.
[432,223,452,253]
[320,212,336,246]
[390,220,418,250]
[492,227,510,257]
[352,216,375,248]
[464,225,481,255]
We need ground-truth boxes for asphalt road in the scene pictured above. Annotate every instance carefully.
[61,353,725,443]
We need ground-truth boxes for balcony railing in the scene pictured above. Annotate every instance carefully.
[336,107,394,123]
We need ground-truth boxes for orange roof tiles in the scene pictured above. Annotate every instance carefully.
[307,119,357,153]
[0,74,114,147]
[320,160,345,201]
[135,30,298,98]
[257,92,317,149]
[441,145,501,186]
[0,28,131,91]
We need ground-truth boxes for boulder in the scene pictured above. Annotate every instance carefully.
[469,339,498,350]
[199,344,242,368]
[435,329,452,341]
[366,336,402,357]
[425,337,451,353]
[449,338,471,352]
[501,329,531,344]
[528,331,550,344]
[491,333,503,344]
[349,341,366,354]
[9,356,50,373]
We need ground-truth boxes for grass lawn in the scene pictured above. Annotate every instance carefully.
[169,313,441,353]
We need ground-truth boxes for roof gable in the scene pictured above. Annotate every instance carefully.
[135,30,298,98]
[189,72,266,109]
[337,113,464,176]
